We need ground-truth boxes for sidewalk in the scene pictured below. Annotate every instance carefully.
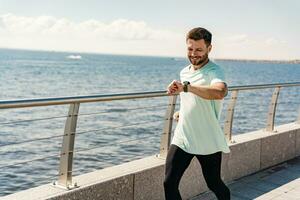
[191,156,300,200]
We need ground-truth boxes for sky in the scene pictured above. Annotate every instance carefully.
[0,0,299,60]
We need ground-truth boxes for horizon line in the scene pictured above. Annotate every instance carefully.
[0,47,299,63]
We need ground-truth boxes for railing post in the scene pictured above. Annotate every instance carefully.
[54,103,80,189]
[266,87,281,132]
[159,95,177,158]
[224,90,238,143]
[297,107,300,124]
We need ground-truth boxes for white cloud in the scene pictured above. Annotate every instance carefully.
[0,13,184,56]
[212,33,296,60]
[0,13,178,40]
[0,13,297,59]
[265,37,286,46]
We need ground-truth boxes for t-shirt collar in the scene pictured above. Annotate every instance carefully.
[189,59,211,72]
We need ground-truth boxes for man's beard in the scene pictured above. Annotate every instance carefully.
[189,53,209,66]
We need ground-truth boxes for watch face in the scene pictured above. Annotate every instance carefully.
[183,81,189,92]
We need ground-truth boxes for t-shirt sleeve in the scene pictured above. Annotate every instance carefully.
[208,67,226,85]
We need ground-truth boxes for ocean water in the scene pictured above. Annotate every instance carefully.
[0,48,299,196]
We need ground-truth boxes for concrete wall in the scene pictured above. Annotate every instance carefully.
[2,122,300,200]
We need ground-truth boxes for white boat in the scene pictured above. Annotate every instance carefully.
[66,55,82,60]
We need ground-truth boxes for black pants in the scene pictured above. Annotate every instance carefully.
[164,144,230,200]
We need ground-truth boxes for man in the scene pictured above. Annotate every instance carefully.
[164,27,231,200]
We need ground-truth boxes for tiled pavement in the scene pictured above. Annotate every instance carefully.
[191,156,300,200]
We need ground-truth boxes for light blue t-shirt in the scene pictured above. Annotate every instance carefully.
[171,60,230,155]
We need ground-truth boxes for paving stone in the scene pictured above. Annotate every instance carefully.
[193,156,300,200]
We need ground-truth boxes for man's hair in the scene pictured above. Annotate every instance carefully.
[186,27,212,46]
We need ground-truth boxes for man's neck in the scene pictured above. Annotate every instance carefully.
[192,58,209,71]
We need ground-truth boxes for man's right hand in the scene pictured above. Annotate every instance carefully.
[167,80,181,95]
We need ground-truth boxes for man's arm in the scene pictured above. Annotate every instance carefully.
[169,81,227,100]
[188,82,228,100]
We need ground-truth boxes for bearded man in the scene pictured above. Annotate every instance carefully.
[164,27,231,200]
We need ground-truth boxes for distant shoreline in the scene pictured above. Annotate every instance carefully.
[0,47,299,64]
[214,58,300,64]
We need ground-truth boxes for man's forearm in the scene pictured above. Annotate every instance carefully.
[188,85,226,100]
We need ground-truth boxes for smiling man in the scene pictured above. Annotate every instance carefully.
[164,27,231,200]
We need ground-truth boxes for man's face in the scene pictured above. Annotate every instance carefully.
[187,39,212,66]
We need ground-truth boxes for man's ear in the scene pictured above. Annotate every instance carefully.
[208,45,212,53]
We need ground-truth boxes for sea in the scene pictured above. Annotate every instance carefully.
[0,48,299,196]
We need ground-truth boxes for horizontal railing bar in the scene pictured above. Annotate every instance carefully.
[38,174,60,183]
[0,105,166,126]
[0,82,299,109]
[0,119,163,148]
[71,154,151,181]
[0,154,59,169]
[76,119,163,136]
[71,154,148,175]
[0,115,68,126]
[4,173,59,182]
[78,104,167,117]
[229,82,300,91]
[0,135,63,148]
[75,133,160,154]
[0,91,168,109]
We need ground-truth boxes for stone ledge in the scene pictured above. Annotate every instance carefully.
[2,123,300,200]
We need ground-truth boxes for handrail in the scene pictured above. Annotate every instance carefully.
[228,82,300,91]
[1,82,299,109]
[0,91,168,109]
[0,104,167,126]
[0,82,299,190]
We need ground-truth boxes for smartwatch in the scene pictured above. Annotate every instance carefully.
[183,81,190,92]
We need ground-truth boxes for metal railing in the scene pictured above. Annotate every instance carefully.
[0,82,299,190]
[223,82,300,141]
